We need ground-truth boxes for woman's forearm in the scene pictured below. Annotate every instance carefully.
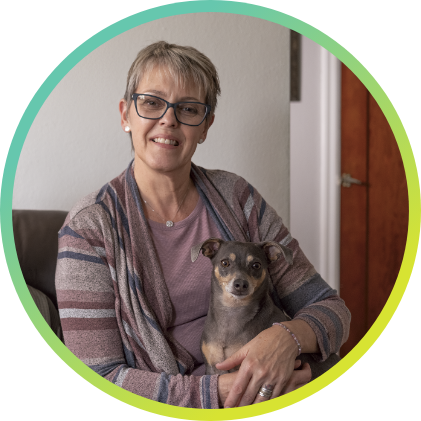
[279,319,320,354]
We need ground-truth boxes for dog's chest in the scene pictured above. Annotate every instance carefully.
[201,298,290,373]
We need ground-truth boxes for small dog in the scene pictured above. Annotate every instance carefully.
[191,238,339,378]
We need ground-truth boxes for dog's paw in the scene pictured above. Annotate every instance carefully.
[206,366,230,375]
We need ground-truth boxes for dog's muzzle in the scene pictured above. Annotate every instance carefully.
[230,279,249,296]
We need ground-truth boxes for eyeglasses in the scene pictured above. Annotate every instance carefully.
[132,93,211,126]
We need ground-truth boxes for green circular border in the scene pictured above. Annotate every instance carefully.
[1,1,419,419]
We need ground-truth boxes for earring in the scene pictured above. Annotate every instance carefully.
[198,139,204,144]
[124,126,130,132]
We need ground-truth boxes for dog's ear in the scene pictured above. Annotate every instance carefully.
[261,242,293,266]
[191,238,223,262]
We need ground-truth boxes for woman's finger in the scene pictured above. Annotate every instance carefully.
[251,383,276,405]
[251,363,303,405]
[225,363,286,407]
[223,366,253,408]
[216,347,248,372]
[239,360,299,406]
[281,362,312,395]
[244,358,301,406]
[238,371,278,407]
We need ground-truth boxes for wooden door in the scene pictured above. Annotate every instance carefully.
[340,64,408,357]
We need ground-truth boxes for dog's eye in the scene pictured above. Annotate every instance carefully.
[252,262,261,270]
[221,259,230,268]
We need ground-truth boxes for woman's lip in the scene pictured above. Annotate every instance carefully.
[151,141,179,149]
[150,135,180,146]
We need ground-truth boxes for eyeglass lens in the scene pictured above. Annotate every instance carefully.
[135,95,207,125]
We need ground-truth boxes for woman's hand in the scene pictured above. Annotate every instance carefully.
[281,360,311,395]
[217,358,311,407]
[215,325,301,407]
[217,371,238,407]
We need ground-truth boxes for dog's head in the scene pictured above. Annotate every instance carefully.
[191,239,293,304]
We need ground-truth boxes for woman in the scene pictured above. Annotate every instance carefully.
[56,41,350,409]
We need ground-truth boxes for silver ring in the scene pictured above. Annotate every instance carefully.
[258,386,273,398]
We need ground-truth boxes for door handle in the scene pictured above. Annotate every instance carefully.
[341,173,366,188]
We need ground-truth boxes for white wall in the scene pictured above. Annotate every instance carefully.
[290,36,341,290]
[13,13,290,227]
[13,16,341,289]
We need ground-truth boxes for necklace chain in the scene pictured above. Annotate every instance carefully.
[142,188,189,228]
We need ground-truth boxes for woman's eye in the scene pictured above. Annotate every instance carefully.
[140,98,164,108]
[252,262,261,270]
[178,104,198,115]
[221,259,230,268]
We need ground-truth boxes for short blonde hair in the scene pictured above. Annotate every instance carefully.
[123,41,221,119]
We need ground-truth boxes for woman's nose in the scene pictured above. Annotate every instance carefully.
[159,106,178,127]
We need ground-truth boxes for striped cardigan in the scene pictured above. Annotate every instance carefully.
[56,161,350,409]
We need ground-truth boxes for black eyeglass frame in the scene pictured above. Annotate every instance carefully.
[131,93,211,127]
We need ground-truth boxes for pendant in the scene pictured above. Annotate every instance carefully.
[166,220,174,227]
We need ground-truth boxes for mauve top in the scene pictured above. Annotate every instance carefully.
[147,195,221,375]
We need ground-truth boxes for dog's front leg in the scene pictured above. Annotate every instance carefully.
[205,364,230,375]
[202,341,229,375]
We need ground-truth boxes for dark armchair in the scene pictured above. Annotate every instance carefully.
[12,209,68,339]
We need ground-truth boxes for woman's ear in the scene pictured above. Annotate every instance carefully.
[119,99,130,131]
[200,114,215,141]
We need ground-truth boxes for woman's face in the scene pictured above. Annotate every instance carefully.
[120,67,214,176]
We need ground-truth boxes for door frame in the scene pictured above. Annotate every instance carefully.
[319,50,341,293]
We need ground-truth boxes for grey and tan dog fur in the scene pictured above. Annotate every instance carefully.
[191,238,339,379]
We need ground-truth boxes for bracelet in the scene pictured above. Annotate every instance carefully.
[272,322,302,356]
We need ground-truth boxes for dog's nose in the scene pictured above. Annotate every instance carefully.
[234,279,249,291]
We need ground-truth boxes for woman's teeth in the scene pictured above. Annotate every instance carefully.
[152,137,179,146]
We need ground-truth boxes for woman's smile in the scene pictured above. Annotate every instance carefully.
[150,137,180,146]
[121,68,212,176]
